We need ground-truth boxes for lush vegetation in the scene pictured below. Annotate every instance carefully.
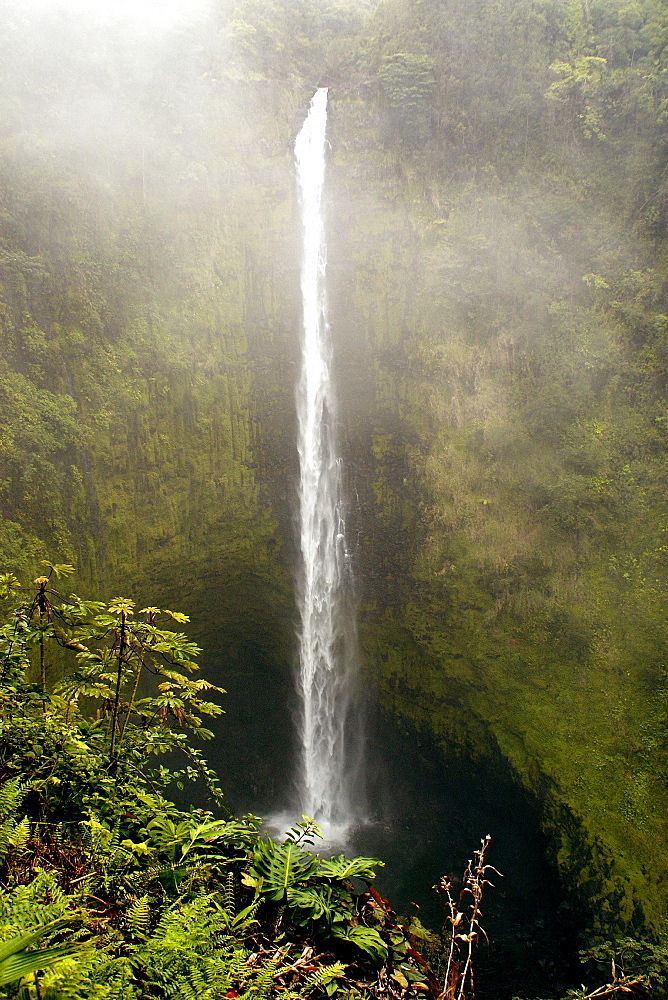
[3,565,668,1000]
[0,566,447,1000]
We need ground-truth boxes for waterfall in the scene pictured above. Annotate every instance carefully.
[294,88,360,835]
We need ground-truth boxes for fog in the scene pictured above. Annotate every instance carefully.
[5,0,211,29]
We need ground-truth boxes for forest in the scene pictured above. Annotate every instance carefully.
[1,0,668,996]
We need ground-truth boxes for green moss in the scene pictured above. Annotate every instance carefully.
[328,39,668,939]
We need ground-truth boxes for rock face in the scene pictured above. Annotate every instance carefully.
[2,0,668,942]
[324,92,668,936]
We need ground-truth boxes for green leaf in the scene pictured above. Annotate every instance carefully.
[163,610,190,623]
[0,574,21,599]
[0,918,72,965]
[250,838,319,902]
[331,925,388,964]
[318,855,382,883]
[286,886,352,928]
[0,944,81,985]
[40,561,75,579]
[107,598,135,615]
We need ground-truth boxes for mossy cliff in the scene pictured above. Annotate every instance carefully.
[0,7,311,616]
[324,0,668,941]
[2,0,668,949]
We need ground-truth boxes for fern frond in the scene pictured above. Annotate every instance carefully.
[243,957,277,1000]
[299,961,346,996]
[9,817,30,853]
[0,780,28,864]
[166,979,199,1000]
[0,780,22,822]
[0,882,69,934]
[127,896,150,938]
[221,871,235,913]
[226,947,251,980]
[40,950,135,1000]
[0,822,12,865]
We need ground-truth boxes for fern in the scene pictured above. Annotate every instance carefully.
[129,894,260,1000]
[0,875,70,930]
[241,956,277,1000]
[126,896,150,939]
[225,947,251,981]
[80,817,135,889]
[9,815,30,852]
[146,894,219,954]
[0,779,22,821]
[299,961,346,997]
[221,870,235,913]
[0,779,29,865]
[39,951,135,1000]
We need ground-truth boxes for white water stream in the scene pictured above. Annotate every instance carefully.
[294,88,360,835]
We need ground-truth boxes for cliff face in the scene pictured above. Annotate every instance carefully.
[0,9,308,801]
[321,0,668,934]
[2,0,668,942]
[0,6,307,654]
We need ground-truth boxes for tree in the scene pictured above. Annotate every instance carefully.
[0,562,226,816]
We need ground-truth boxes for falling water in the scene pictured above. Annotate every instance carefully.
[295,88,360,835]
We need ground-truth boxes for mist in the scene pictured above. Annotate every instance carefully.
[5,0,212,29]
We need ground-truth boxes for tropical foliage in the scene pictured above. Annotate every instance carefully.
[0,568,444,1000]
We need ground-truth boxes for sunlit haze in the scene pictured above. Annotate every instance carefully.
[8,0,209,28]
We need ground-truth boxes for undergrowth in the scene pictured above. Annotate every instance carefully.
[0,564,664,1000]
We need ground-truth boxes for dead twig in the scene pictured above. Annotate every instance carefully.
[575,975,649,998]
[434,835,502,1000]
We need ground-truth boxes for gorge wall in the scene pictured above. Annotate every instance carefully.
[2,0,668,946]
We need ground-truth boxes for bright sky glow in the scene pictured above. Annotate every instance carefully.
[10,0,209,28]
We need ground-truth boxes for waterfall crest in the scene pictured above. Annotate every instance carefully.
[295,88,360,835]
